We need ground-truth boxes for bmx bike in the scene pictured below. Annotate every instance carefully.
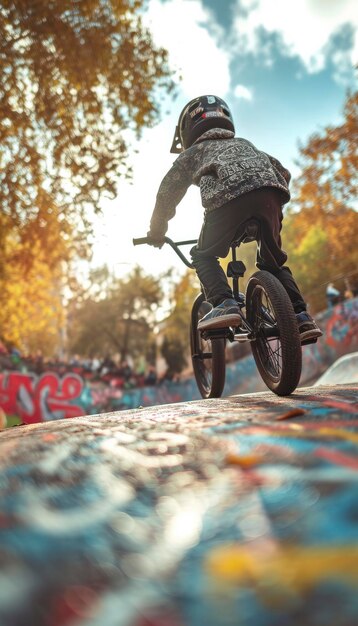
[133,219,302,398]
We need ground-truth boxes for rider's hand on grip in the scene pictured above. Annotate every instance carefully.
[146,231,165,249]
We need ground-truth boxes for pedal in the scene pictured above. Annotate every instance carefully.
[234,331,251,342]
[261,325,280,338]
[201,327,233,341]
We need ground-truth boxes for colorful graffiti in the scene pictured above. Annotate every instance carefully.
[0,370,204,424]
[326,300,358,349]
[0,384,357,625]
[227,296,358,396]
[1,298,357,425]
[0,371,85,424]
[298,297,358,384]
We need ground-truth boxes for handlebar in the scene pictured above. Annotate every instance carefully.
[132,237,152,246]
[133,236,197,269]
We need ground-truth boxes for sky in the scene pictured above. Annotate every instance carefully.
[90,0,357,280]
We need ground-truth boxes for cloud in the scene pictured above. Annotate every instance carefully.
[144,0,231,97]
[234,84,253,100]
[231,0,358,82]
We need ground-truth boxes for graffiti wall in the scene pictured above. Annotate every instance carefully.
[0,372,85,424]
[1,298,357,425]
[298,297,358,384]
[226,296,358,396]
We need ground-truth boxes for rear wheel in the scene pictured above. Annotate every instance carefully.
[246,271,302,396]
[190,293,226,398]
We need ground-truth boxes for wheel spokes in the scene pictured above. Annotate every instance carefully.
[198,334,213,390]
[254,289,283,379]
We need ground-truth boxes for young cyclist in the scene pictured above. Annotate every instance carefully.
[147,95,322,345]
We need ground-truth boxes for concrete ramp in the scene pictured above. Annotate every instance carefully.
[1,384,358,626]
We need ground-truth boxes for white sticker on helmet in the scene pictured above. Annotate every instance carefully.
[204,110,224,117]
[207,96,216,104]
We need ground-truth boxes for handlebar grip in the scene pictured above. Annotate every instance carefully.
[133,237,150,246]
[132,235,194,268]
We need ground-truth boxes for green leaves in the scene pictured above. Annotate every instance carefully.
[67,266,163,360]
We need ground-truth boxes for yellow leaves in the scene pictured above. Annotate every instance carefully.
[1,0,173,267]
[0,205,69,355]
[77,0,102,19]
[0,250,65,354]
[285,90,358,312]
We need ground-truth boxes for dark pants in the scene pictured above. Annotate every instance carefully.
[190,188,306,313]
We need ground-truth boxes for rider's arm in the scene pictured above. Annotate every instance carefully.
[148,160,191,239]
[265,153,291,185]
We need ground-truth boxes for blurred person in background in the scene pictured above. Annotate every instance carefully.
[326,282,341,308]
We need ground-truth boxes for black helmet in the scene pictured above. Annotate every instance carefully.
[170,95,235,153]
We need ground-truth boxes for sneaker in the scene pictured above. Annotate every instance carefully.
[198,298,241,331]
[237,292,245,308]
[296,311,323,345]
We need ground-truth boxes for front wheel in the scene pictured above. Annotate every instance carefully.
[190,293,226,398]
[246,271,302,396]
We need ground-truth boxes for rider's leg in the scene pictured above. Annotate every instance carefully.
[191,202,244,329]
[191,188,321,338]
[252,201,307,312]
[190,203,239,306]
[249,189,322,342]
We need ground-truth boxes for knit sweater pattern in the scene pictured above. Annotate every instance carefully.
[150,129,291,238]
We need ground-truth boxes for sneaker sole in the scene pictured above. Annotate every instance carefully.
[301,337,318,346]
[300,328,323,343]
[198,313,241,331]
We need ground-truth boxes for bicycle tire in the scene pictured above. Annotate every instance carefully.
[246,271,302,396]
[190,293,226,399]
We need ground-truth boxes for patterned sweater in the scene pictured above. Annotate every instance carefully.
[149,128,291,238]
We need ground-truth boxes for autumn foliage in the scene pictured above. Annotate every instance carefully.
[0,1,356,359]
[0,0,173,353]
[0,0,172,226]
[282,90,358,313]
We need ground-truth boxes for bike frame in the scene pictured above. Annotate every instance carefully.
[133,232,256,346]
[133,236,196,269]
[134,223,302,397]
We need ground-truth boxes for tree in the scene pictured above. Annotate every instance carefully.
[160,270,199,375]
[0,0,173,266]
[0,0,173,354]
[284,226,332,312]
[293,90,357,216]
[0,228,65,356]
[68,266,163,361]
[160,334,187,379]
[283,90,358,312]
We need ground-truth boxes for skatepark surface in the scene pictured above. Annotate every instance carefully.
[0,383,358,626]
